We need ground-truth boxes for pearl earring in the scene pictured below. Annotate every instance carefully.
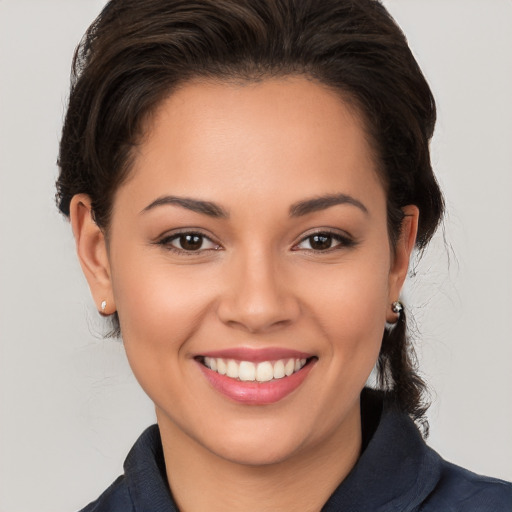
[391,301,403,315]
[101,300,107,312]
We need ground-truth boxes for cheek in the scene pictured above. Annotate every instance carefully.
[109,258,223,418]
[110,252,217,372]
[298,246,391,368]
[305,252,390,324]
[116,262,215,329]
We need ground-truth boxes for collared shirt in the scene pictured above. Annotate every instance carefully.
[79,390,512,511]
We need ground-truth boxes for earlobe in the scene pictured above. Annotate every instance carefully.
[69,194,116,314]
[387,205,419,321]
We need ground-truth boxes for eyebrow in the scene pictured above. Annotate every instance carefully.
[289,193,369,217]
[140,195,229,218]
[141,192,368,219]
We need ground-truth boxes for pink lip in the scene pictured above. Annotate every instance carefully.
[198,347,314,363]
[196,357,316,405]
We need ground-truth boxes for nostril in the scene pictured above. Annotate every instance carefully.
[217,292,301,334]
[223,317,292,334]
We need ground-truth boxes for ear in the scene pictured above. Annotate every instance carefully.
[69,194,116,315]
[387,205,419,322]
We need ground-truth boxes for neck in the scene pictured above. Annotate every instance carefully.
[157,402,362,512]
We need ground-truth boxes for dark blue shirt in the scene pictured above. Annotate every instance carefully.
[79,390,512,511]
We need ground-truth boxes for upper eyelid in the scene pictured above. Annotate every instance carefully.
[291,229,357,252]
[157,232,222,255]
[154,227,354,247]
[157,228,218,242]
[294,227,354,243]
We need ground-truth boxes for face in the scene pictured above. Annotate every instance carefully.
[72,77,417,467]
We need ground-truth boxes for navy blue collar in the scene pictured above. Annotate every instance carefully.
[322,389,441,511]
[123,423,175,511]
[122,389,441,512]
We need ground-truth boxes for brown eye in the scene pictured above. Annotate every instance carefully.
[309,234,333,250]
[178,234,203,251]
[158,232,220,253]
[294,231,355,252]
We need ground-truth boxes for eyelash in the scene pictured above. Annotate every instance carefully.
[156,230,221,255]
[293,230,356,253]
[156,229,356,255]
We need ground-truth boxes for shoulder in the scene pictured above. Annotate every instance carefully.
[420,459,512,512]
[77,424,174,511]
[78,475,134,512]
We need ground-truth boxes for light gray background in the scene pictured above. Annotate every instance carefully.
[0,0,511,510]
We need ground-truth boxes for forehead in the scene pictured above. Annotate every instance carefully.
[120,77,384,213]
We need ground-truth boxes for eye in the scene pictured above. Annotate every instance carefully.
[294,231,354,252]
[158,232,220,253]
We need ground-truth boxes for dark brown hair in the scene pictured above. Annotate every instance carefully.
[56,0,444,431]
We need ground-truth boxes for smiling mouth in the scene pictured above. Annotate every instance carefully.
[197,356,315,383]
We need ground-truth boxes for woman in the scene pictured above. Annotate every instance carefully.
[56,0,511,510]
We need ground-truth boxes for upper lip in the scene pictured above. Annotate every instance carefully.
[196,347,315,363]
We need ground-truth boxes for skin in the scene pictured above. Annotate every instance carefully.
[70,77,418,512]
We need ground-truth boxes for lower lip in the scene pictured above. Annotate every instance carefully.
[197,359,316,405]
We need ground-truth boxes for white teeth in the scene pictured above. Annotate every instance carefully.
[256,361,274,382]
[203,356,309,382]
[239,361,256,381]
[226,360,239,378]
[273,360,285,379]
[217,358,227,375]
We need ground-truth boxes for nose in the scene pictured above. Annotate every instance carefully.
[216,249,300,334]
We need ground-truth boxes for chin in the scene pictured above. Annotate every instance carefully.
[211,433,305,467]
